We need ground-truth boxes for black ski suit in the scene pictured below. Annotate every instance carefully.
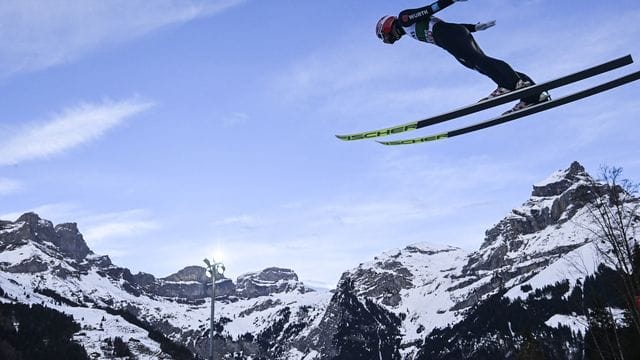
[398,0,540,102]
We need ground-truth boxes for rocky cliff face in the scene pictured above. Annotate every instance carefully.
[151,265,235,300]
[0,212,105,278]
[467,161,594,272]
[0,212,92,261]
[236,267,313,299]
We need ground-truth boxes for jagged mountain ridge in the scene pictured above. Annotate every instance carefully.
[0,212,322,359]
[0,212,312,301]
[0,161,633,359]
[309,161,627,358]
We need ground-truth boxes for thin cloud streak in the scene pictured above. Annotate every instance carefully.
[84,220,160,244]
[272,44,479,130]
[0,203,81,223]
[0,98,154,166]
[487,9,640,78]
[211,214,271,230]
[0,0,247,77]
[80,209,161,245]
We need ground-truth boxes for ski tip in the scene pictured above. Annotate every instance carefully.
[335,123,420,142]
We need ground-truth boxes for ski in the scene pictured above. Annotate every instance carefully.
[336,55,634,141]
[377,70,640,145]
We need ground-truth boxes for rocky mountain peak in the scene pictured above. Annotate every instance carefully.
[253,267,298,282]
[53,222,92,260]
[481,162,595,248]
[531,161,590,197]
[162,266,209,283]
[17,212,51,227]
[236,267,311,299]
[13,212,56,242]
[464,161,600,277]
[341,243,467,309]
[3,212,91,260]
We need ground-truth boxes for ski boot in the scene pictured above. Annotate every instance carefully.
[478,80,532,102]
[479,86,511,102]
[503,90,551,115]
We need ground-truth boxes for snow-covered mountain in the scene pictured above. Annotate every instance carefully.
[1,161,637,359]
[0,212,326,359]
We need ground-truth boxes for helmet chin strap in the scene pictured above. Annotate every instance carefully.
[388,24,405,43]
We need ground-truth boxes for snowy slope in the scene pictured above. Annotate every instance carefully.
[340,243,468,346]
[322,161,631,358]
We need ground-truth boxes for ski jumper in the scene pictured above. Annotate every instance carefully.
[398,1,540,102]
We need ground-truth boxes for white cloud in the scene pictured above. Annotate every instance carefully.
[81,209,161,244]
[318,201,438,227]
[221,112,250,128]
[0,202,81,223]
[0,178,23,196]
[84,220,160,244]
[274,43,453,102]
[480,9,640,78]
[551,96,640,149]
[0,0,246,77]
[212,214,271,230]
[0,98,154,166]
[198,192,487,282]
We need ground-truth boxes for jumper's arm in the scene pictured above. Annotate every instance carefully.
[398,0,457,27]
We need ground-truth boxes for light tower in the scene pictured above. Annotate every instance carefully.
[203,257,225,360]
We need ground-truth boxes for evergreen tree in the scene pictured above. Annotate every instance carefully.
[113,336,132,357]
[515,333,545,360]
[0,303,88,360]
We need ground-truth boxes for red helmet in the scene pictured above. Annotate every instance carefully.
[376,16,398,43]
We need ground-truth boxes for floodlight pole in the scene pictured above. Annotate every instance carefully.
[203,258,225,360]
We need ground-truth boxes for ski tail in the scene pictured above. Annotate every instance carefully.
[377,70,640,146]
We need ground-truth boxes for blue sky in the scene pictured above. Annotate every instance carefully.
[1,0,639,289]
